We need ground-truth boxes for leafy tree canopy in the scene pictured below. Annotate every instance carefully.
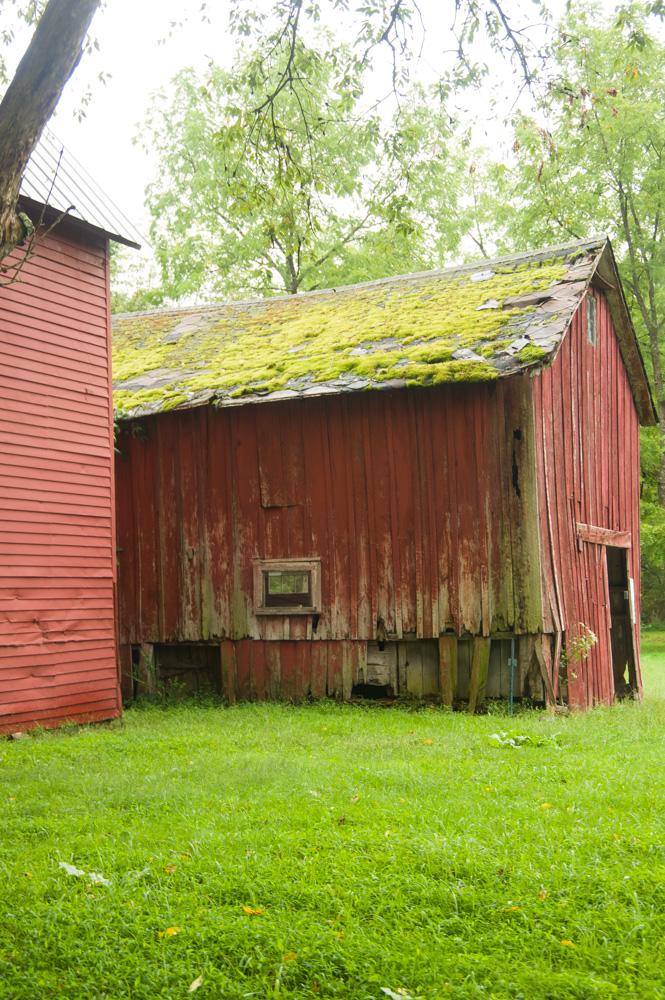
[141,41,465,301]
[432,0,665,617]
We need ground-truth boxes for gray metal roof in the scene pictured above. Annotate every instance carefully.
[111,236,656,426]
[20,128,142,249]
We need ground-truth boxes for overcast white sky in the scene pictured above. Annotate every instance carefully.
[7,0,565,247]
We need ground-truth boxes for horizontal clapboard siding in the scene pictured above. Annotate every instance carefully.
[0,224,120,733]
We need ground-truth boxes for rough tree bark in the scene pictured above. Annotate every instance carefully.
[0,0,101,262]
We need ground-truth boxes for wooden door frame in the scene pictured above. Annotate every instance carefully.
[575,524,638,699]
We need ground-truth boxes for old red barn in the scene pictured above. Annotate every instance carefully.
[0,132,140,734]
[113,237,655,710]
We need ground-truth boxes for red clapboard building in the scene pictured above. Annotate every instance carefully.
[112,237,655,710]
[0,131,140,733]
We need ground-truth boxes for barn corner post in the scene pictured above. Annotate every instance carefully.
[105,236,123,719]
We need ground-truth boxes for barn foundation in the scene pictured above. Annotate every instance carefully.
[121,634,566,709]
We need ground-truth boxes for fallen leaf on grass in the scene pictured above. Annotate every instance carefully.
[158,927,180,938]
[541,803,552,810]
[423,740,433,745]
[381,989,423,1000]
[501,906,520,912]
[59,862,86,877]
[538,890,547,900]
[561,940,575,947]
[284,952,297,961]
[337,814,346,824]
[335,932,344,939]
[24,872,33,879]
[242,907,263,915]
[58,862,110,886]
[350,793,360,803]
[88,873,110,886]
[188,975,203,992]
[164,864,177,874]
[487,731,562,749]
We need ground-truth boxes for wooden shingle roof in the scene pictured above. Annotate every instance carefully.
[112,236,656,425]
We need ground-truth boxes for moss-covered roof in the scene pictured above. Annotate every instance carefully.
[113,237,608,418]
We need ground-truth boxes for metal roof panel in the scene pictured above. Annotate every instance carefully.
[20,128,143,248]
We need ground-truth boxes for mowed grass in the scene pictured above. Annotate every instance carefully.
[2,636,665,1000]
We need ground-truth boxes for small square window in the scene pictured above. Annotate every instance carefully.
[587,294,597,346]
[264,570,311,608]
[253,558,321,615]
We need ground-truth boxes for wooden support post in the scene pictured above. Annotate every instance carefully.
[397,642,408,696]
[136,643,156,697]
[552,631,562,700]
[341,642,355,701]
[518,635,536,698]
[534,635,556,707]
[468,637,491,713]
[220,640,237,705]
[439,635,458,707]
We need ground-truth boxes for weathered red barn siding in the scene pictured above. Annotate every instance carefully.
[116,375,543,698]
[0,223,120,732]
[533,289,642,708]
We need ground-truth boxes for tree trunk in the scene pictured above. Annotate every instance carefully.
[0,0,101,262]
[644,325,665,506]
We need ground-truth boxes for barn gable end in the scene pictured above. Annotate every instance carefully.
[533,285,643,708]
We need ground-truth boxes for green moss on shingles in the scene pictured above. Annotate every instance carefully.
[517,343,548,363]
[161,393,189,410]
[112,258,569,414]
[402,359,499,385]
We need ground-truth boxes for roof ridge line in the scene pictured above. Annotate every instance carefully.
[112,236,610,321]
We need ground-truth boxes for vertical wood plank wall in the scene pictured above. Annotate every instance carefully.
[532,290,642,708]
[116,377,543,685]
[0,225,120,732]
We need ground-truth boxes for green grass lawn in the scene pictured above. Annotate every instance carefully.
[2,634,665,1000]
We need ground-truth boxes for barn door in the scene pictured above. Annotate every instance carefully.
[605,545,638,697]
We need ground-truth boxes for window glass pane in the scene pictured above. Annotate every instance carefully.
[262,568,313,608]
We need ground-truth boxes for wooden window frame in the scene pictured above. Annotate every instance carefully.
[253,557,321,616]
